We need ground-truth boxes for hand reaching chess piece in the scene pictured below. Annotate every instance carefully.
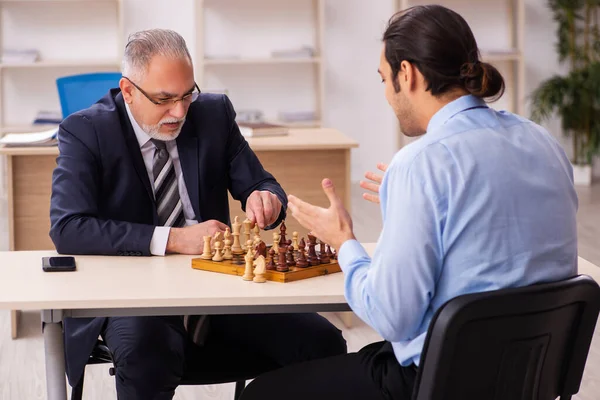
[252,255,267,283]
[212,241,224,262]
[277,245,289,272]
[296,246,308,268]
[201,236,213,260]
[242,247,254,281]
[286,246,296,267]
[266,248,277,270]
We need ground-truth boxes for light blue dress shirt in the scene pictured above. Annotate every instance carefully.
[338,94,578,367]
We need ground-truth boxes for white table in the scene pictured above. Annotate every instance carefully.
[1,244,598,400]
[0,250,352,400]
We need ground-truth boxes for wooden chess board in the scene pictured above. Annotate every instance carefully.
[191,256,341,283]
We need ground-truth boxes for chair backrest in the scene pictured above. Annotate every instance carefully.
[56,72,122,118]
[412,275,600,400]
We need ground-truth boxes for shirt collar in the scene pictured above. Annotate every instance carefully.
[124,101,153,149]
[426,94,487,133]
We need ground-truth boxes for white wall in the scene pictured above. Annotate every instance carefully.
[1,0,596,183]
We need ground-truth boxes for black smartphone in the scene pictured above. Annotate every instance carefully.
[42,256,76,272]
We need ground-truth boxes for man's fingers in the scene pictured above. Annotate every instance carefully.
[288,194,320,218]
[288,202,314,231]
[321,178,341,207]
[260,192,274,225]
[253,197,266,229]
[377,163,389,173]
[359,180,380,193]
[215,221,229,231]
[362,192,380,204]
[364,171,383,184]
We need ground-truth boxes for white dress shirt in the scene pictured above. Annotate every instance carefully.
[125,103,198,255]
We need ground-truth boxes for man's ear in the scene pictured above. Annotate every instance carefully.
[120,78,134,104]
[400,60,419,92]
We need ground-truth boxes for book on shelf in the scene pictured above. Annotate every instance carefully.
[0,128,58,147]
[237,122,289,138]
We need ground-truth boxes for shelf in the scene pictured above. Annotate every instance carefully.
[0,60,120,69]
[480,49,522,62]
[270,120,322,128]
[204,57,321,66]
[1,124,59,134]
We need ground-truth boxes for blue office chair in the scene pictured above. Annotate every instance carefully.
[56,72,122,118]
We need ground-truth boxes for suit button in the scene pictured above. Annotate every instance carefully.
[117,251,123,256]
[135,252,142,256]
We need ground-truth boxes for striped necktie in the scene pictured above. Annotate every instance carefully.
[151,139,185,228]
[151,139,210,345]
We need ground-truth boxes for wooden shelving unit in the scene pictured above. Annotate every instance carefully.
[194,0,325,128]
[396,0,525,148]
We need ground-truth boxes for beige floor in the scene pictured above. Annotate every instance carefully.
[0,184,599,399]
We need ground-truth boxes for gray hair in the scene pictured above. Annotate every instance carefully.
[122,29,192,80]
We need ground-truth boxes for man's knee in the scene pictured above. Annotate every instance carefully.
[103,317,187,391]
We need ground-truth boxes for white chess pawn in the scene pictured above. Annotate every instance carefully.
[200,236,212,260]
[223,237,233,260]
[212,242,223,262]
[292,231,299,251]
[242,247,254,281]
[272,232,280,253]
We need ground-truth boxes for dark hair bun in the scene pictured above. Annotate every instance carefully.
[460,61,505,100]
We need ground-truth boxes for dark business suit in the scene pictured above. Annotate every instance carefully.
[49,89,346,399]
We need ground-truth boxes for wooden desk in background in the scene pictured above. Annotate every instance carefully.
[0,128,359,338]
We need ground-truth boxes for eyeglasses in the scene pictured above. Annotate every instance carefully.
[123,76,201,107]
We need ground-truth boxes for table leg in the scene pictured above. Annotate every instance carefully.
[10,310,19,339]
[42,310,67,400]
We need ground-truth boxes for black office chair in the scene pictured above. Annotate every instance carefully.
[71,338,279,400]
[412,274,600,400]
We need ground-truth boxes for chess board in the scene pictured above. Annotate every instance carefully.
[190,218,341,283]
[191,256,341,283]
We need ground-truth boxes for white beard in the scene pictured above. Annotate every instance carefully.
[142,117,186,141]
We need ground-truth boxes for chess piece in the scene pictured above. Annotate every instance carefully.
[296,246,309,268]
[319,241,330,263]
[200,236,212,260]
[292,232,299,251]
[266,248,277,270]
[223,228,233,259]
[253,255,267,283]
[326,244,334,260]
[307,234,319,266]
[254,240,267,259]
[272,232,280,253]
[299,237,306,252]
[286,246,296,267]
[277,246,289,272]
[242,247,254,281]
[253,224,261,241]
[212,241,224,261]
[213,231,223,255]
[243,219,252,249]
[231,216,243,253]
[279,220,287,244]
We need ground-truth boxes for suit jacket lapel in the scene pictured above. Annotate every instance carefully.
[177,121,200,220]
[114,93,155,206]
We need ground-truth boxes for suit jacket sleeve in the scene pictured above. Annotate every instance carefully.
[222,95,287,229]
[49,115,155,255]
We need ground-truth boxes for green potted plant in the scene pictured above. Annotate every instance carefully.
[530,0,600,185]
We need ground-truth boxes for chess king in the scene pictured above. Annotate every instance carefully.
[49,28,347,398]
[240,4,578,400]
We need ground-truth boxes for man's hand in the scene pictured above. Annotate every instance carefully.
[288,178,355,251]
[166,219,228,254]
[359,163,388,204]
[246,190,282,229]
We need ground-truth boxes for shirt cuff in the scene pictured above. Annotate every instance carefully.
[337,239,370,271]
[150,226,171,256]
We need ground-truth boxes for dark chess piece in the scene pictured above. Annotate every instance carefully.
[279,221,288,245]
[307,234,319,266]
[277,245,289,272]
[254,240,267,259]
[266,248,277,270]
[326,244,334,260]
[286,246,296,267]
[299,237,306,252]
[319,241,330,263]
[296,247,308,268]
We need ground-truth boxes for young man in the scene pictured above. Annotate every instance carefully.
[49,29,346,399]
[240,5,578,400]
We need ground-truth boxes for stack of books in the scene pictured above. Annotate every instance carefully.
[0,128,58,147]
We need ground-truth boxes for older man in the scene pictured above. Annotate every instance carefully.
[49,29,346,399]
